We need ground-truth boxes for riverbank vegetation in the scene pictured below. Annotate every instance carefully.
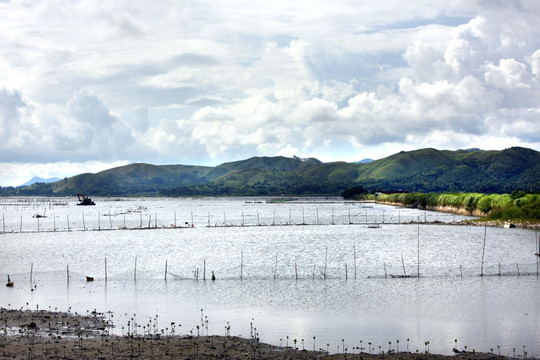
[358,191,540,222]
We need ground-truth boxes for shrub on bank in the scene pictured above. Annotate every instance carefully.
[360,191,539,221]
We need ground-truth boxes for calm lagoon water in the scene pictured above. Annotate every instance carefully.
[1,197,539,356]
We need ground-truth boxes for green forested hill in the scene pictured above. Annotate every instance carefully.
[2,147,538,197]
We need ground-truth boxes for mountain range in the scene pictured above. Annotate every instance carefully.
[3,147,539,197]
[20,176,61,187]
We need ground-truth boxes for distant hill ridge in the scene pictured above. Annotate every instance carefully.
[21,176,61,187]
[4,147,539,196]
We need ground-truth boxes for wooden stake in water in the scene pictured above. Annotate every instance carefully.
[324,247,328,280]
[384,262,387,279]
[273,253,278,280]
[203,259,206,281]
[53,214,56,232]
[353,242,357,280]
[98,213,101,231]
[174,211,176,228]
[134,255,137,282]
[401,253,407,277]
[417,222,420,278]
[191,211,194,227]
[67,265,70,284]
[165,260,168,281]
[240,251,243,280]
[2,214,5,233]
[109,210,112,229]
[105,257,108,282]
[295,262,298,280]
[37,216,40,232]
[480,224,487,277]
[345,263,348,280]
[459,265,463,278]
[535,231,540,276]
[67,215,70,231]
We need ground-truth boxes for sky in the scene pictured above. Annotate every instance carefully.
[1,0,540,186]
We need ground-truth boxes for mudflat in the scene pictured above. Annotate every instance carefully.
[0,308,505,360]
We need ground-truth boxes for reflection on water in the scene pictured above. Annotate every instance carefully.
[1,198,539,356]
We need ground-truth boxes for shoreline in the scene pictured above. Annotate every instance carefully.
[0,309,509,360]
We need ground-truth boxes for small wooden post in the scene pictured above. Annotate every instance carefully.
[516,263,520,276]
[240,251,243,281]
[191,211,194,227]
[174,211,176,228]
[98,213,101,231]
[105,257,108,282]
[498,263,501,276]
[417,222,420,278]
[353,242,357,280]
[460,265,463,278]
[67,265,70,284]
[67,215,70,231]
[324,247,328,280]
[37,216,40,232]
[384,262,387,279]
[480,224,487,277]
[165,260,168,281]
[345,263,348,280]
[401,253,407,277]
[203,259,206,281]
[53,214,56,232]
[295,262,298,280]
[134,255,137,282]
[273,253,278,280]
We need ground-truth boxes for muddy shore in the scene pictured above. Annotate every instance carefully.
[0,308,508,360]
